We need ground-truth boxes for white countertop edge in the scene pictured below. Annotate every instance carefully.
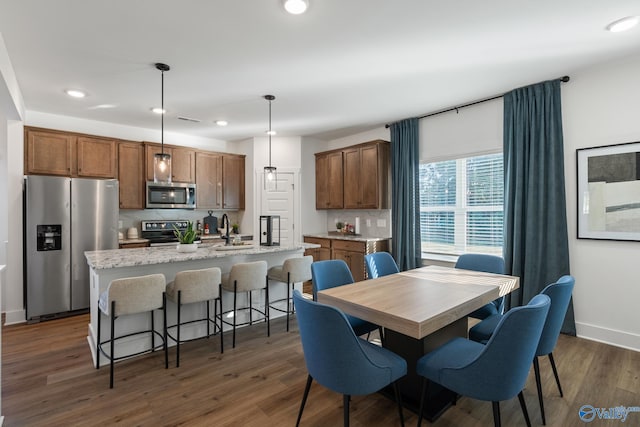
[86,243,317,270]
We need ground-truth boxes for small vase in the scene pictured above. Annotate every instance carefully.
[177,243,198,253]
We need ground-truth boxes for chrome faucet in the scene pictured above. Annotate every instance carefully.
[221,213,230,245]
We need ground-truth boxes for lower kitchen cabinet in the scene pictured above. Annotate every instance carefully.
[303,235,390,291]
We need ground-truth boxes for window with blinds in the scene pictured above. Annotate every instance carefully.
[419,153,503,255]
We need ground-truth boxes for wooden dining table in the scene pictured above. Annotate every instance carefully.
[317,265,520,420]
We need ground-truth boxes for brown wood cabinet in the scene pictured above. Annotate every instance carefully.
[145,143,195,183]
[343,141,390,209]
[119,241,150,249]
[315,139,390,210]
[222,155,245,210]
[25,127,118,178]
[195,152,223,209]
[332,239,367,282]
[24,127,246,212]
[117,142,145,209]
[77,136,117,178]
[25,129,75,176]
[315,151,344,209]
[303,235,390,287]
[302,237,332,293]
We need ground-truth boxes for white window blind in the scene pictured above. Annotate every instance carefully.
[419,153,503,255]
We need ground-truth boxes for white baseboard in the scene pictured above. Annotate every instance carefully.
[3,309,26,326]
[576,321,640,352]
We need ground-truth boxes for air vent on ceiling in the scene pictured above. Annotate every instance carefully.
[178,116,201,123]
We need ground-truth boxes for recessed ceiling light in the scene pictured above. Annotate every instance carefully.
[151,107,165,114]
[606,16,639,32]
[266,130,277,136]
[65,89,86,98]
[215,120,228,126]
[283,0,308,15]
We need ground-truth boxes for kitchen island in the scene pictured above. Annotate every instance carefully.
[85,242,317,367]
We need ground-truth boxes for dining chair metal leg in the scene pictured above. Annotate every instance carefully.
[296,374,313,427]
[343,394,350,427]
[163,292,168,369]
[265,278,270,337]
[96,305,101,370]
[518,391,532,427]
[533,356,546,425]
[232,281,238,348]
[417,377,429,427]
[391,380,404,427]
[176,291,182,367]
[218,285,224,354]
[492,401,501,427]
[548,352,563,397]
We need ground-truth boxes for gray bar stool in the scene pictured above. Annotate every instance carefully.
[267,255,313,331]
[165,267,223,367]
[220,261,269,349]
[96,273,167,388]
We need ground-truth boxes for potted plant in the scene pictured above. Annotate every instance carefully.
[336,221,344,232]
[173,221,198,253]
[232,223,239,234]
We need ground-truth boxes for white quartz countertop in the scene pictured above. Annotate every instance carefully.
[303,233,391,243]
[86,242,320,270]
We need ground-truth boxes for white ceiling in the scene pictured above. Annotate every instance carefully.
[1,1,639,143]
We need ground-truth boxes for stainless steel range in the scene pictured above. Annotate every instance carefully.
[141,220,201,247]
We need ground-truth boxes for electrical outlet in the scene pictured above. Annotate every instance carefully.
[118,220,123,229]
[366,219,371,227]
[377,219,386,227]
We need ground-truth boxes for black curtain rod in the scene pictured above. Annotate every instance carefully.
[385,75,570,128]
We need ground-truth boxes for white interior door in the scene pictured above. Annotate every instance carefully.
[260,172,295,246]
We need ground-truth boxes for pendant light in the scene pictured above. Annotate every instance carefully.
[263,94,277,189]
[153,62,172,183]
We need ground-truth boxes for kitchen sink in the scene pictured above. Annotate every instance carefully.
[213,244,256,251]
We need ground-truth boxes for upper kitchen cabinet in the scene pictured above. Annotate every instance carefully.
[24,128,75,176]
[222,154,245,210]
[195,151,223,209]
[25,127,117,179]
[315,151,344,209]
[117,141,145,209]
[77,136,117,178]
[315,139,390,210]
[145,143,195,183]
[343,140,390,209]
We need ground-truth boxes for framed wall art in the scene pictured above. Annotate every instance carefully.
[577,141,640,241]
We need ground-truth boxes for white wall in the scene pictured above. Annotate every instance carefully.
[328,127,389,151]
[300,137,329,234]
[562,53,640,351]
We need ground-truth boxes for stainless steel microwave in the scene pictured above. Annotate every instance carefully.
[146,182,196,209]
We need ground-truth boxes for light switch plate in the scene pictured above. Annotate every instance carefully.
[366,219,371,227]
[377,219,386,227]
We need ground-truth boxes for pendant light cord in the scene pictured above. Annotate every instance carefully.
[268,97,272,167]
[161,69,164,154]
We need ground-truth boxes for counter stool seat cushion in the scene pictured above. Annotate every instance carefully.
[166,268,221,304]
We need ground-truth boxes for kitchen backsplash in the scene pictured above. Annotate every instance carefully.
[119,210,241,236]
[327,209,391,238]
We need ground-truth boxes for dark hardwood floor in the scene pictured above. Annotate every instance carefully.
[2,313,638,426]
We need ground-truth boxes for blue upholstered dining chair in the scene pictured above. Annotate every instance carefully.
[455,253,506,319]
[364,252,400,279]
[416,294,551,427]
[469,275,575,425]
[292,290,407,427]
[310,259,380,337]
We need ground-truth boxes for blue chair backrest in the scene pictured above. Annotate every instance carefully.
[364,252,400,278]
[455,253,505,274]
[537,275,575,356]
[310,259,354,301]
[448,294,550,402]
[292,290,399,395]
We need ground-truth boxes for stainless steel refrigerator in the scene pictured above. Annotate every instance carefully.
[24,176,119,320]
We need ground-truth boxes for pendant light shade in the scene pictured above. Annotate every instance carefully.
[263,95,277,190]
[154,62,172,183]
